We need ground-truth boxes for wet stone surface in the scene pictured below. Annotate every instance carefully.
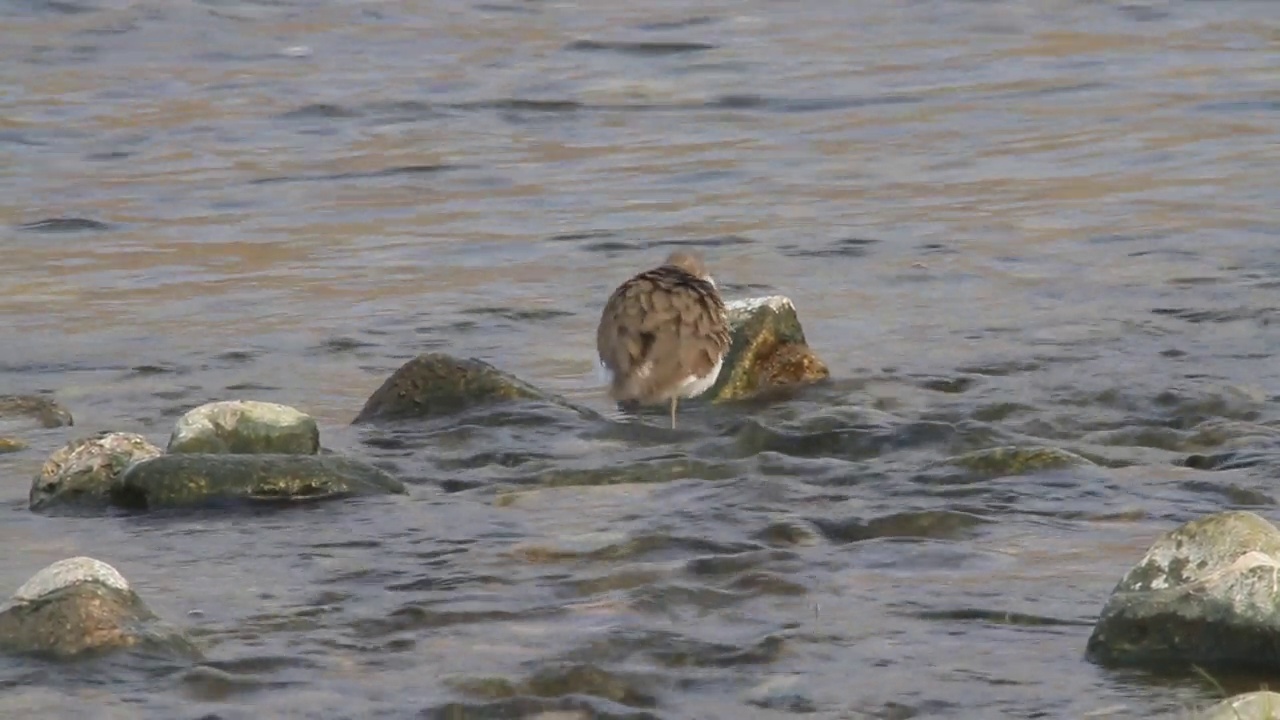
[0,394,73,430]
[30,432,164,512]
[0,557,200,661]
[1087,511,1280,672]
[115,452,407,510]
[353,352,592,424]
[167,399,321,455]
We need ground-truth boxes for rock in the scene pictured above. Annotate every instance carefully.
[447,664,655,708]
[1194,691,1280,720]
[703,296,829,402]
[0,557,201,660]
[1086,510,1280,670]
[0,437,27,454]
[114,452,407,509]
[1186,419,1280,452]
[352,353,558,424]
[931,445,1095,480]
[744,674,817,713]
[0,394,73,429]
[30,432,163,512]
[168,400,320,455]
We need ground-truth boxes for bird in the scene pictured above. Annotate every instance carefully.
[596,250,731,429]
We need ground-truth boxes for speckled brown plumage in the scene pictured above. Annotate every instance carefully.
[596,250,731,428]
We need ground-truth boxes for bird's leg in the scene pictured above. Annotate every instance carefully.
[670,397,678,429]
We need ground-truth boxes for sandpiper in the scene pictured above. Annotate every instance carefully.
[596,250,731,429]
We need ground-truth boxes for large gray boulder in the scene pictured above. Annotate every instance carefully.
[1087,510,1280,670]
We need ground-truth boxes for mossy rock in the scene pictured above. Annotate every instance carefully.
[168,399,320,455]
[703,296,829,402]
[0,557,201,660]
[352,353,558,424]
[1086,510,1280,671]
[932,445,1094,480]
[114,452,406,509]
[0,394,73,429]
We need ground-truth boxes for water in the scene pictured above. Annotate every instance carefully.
[2,0,1280,716]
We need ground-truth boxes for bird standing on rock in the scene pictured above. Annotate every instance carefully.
[596,250,731,429]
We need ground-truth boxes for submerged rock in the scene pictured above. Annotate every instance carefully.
[1186,419,1280,452]
[30,432,163,512]
[114,452,406,509]
[703,295,829,402]
[446,663,656,708]
[1195,691,1280,720]
[353,353,558,424]
[0,437,27,454]
[932,445,1094,480]
[0,557,200,660]
[168,399,320,455]
[1086,510,1280,670]
[0,394,73,429]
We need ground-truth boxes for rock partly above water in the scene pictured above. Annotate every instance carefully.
[31,401,405,512]
[351,297,826,425]
[704,295,829,402]
[0,393,74,429]
[30,432,163,512]
[168,399,320,455]
[1087,510,1280,671]
[115,452,406,509]
[1194,691,1280,720]
[352,353,566,424]
[0,437,27,454]
[0,557,200,660]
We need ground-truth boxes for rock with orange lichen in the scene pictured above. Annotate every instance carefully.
[0,557,201,660]
[703,296,829,402]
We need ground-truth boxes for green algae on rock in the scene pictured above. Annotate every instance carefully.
[168,399,320,455]
[931,445,1095,481]
[352,353,555,424]
[0,394,74,429]
[0,557,201,661]
[1194,691,1280,720]
[30,432,163,512]
[1086,510,1280,671]
[114,452,406,509]
[701,296,829,402]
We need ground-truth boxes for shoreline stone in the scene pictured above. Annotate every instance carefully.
[168,399,320,455]
[1086,510,1280,671]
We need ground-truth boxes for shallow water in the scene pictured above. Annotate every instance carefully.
[3,0,1280,716]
